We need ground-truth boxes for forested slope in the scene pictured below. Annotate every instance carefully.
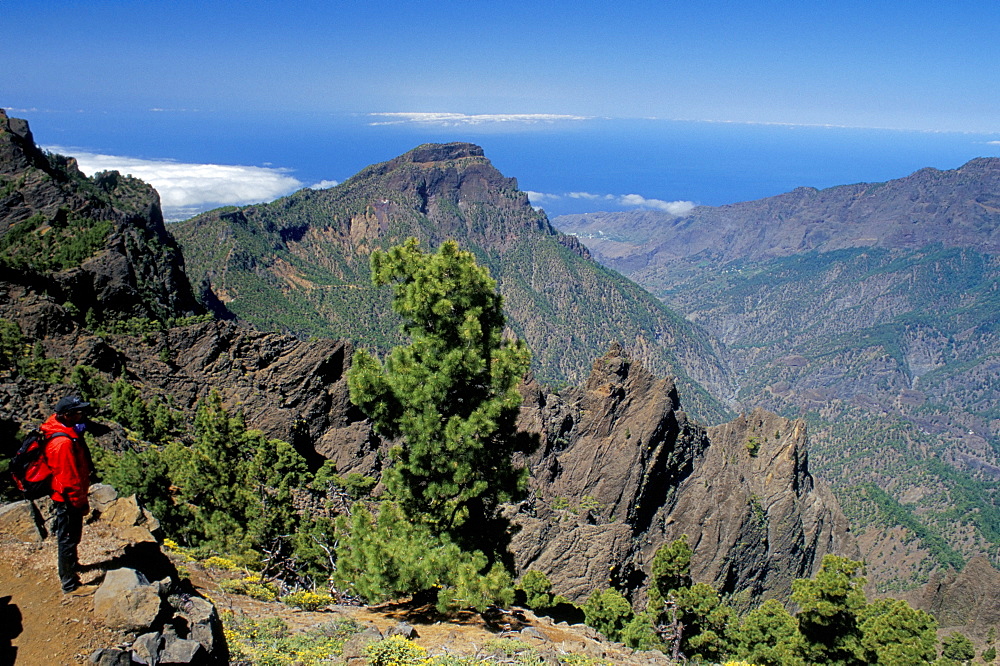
[171,143,734,422]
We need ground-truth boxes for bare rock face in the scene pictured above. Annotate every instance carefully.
[903,556,1000,638]
[512,345,857,603]
[118,320,374,472]
[663,409,857,599]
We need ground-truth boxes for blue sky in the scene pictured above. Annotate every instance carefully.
[5,0,1000,218]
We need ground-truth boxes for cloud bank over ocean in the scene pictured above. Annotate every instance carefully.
[45,143,695,222]
[527,190,695,216]
[368,112,591,127]
[47,147,305,220]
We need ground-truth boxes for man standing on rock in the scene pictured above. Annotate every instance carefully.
[41,395,97,596]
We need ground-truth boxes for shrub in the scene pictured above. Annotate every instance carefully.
[281,590,334,611]
[518,570,555,610]
[219,574,280,602]
[202,556,238,570]
[365,635,428,666]
[582,588,634,642]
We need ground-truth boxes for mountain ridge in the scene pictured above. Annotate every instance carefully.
[0,111,852,601]
[554,157,1000,590]
[4,109,1000,655]
[171,141,736,420]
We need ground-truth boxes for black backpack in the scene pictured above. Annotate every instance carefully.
[8,429,71,500]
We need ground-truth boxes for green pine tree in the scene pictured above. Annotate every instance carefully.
[340,238,534,609]
[858,598,938,666]
[792,555,868,666]
[940,631,975,664]
[732,598,804,666]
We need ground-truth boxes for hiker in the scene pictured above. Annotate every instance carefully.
[41,395,96,595]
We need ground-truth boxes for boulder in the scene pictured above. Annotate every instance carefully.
[0,501,43,542]
[101,495,144,527]
[95,568,164,632]
[340,626,383,664]
[88,484,119,513]
[385,621,419,639]
[171,595,219,653]
[160,633,207,664]
[88,647,132,665]
[131,632,162,665]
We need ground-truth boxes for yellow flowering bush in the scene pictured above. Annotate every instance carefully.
[202,555,238,570]
[222,612,362,665]
[366,635,428,666]
[219,574,280,602]
[281,590,334,611]
[162,538,196,562]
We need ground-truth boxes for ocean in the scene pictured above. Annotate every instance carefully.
[24,109,1000,218]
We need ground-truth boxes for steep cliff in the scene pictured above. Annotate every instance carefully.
[0,109,202,323]
[512,346,855,603]
[555,160,1000,587]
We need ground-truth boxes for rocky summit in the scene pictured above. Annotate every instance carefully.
[513,345,854,603]
[170,140,735,420]
[0,108,202,323]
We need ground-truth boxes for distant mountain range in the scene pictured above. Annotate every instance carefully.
[555,159,1000,588]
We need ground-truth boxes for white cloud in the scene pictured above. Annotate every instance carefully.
[528,189,695,215]
[619,194,695,215]
[46,146,303,220]
[988,141,1000,145]
[310,179,339,189]
[368,112,591,127]
[525,191,562,204]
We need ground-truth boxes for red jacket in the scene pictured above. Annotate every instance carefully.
[40,414,91,509]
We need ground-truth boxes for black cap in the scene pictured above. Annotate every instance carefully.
[55,395,91,414]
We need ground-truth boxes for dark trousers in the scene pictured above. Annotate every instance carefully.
[53,501,84,592]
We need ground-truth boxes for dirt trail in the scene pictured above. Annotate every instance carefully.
[1,522,658,665]
[1,532,131,665]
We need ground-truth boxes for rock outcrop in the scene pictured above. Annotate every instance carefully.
[0,108,203,323]
[512,345,856,603]
[0,485,225,664]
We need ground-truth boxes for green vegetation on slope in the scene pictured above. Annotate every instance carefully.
[170,147,733,423]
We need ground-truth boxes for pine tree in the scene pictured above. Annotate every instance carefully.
[648,534,693,609]
[732,599,805,666]
[940,631,975,664]
[792,555,868,666]
[340,238,534,609]
[858,598,937,666]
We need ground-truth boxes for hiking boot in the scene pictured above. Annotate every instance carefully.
[65,583,99,597]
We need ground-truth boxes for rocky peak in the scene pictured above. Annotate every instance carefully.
[339,142,549,242]
[405,142,485,163]
[512,347,855,602]
[0,108,52,177]
[0,111,202,322]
